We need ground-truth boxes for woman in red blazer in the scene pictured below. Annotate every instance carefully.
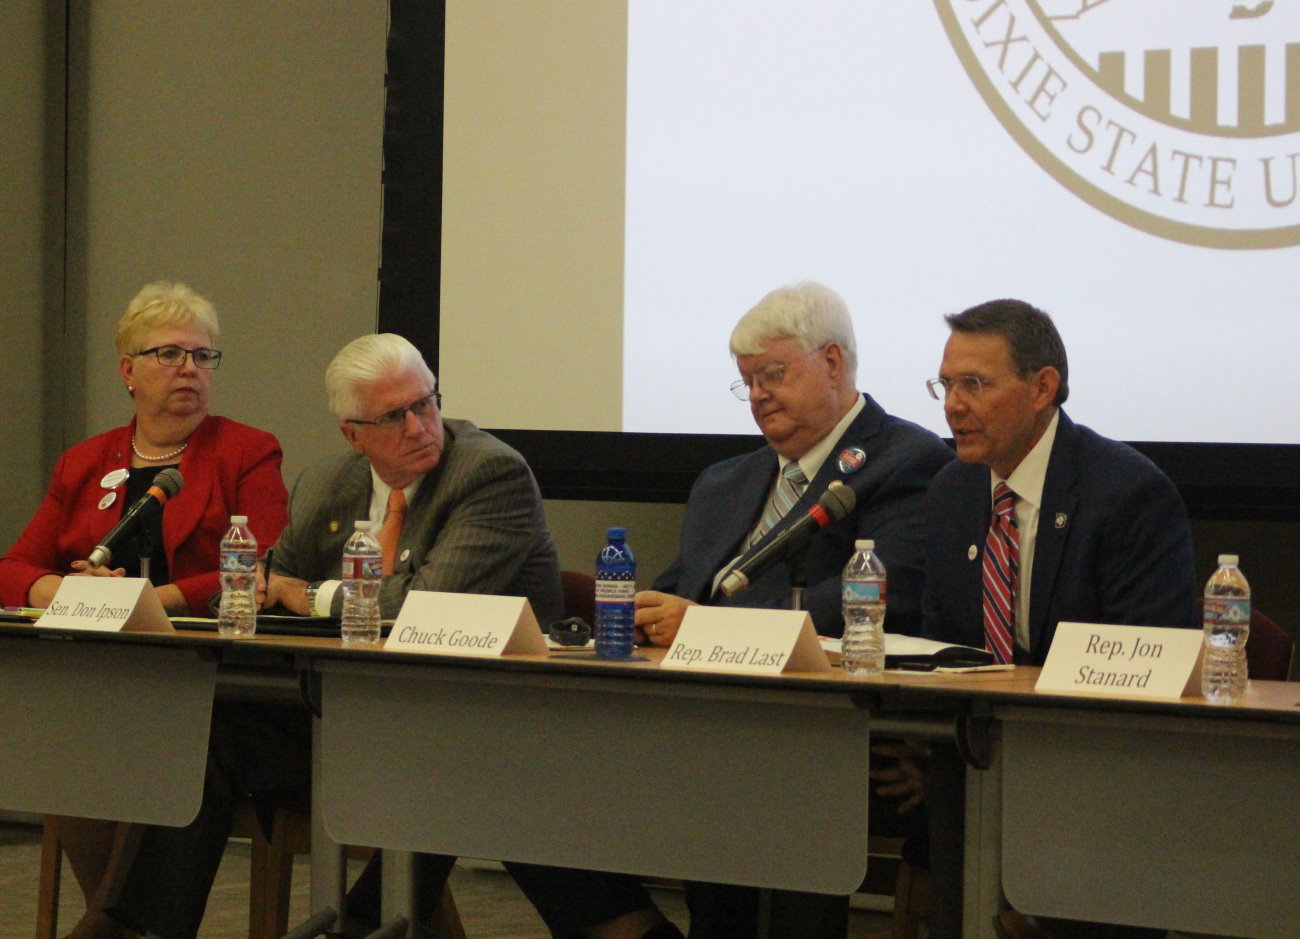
[0,281,289,939]
[0,282,288,613]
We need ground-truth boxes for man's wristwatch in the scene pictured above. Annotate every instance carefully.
[305,581,323,616]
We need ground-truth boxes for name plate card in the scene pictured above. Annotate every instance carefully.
[1037,622,1203,698]
[386,591,548,657]
[36,577,172,633]
[661,606,831,675]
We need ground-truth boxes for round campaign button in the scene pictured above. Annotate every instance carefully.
[98,491,117,511]
[836,447,867,475]
[101,468,129,489]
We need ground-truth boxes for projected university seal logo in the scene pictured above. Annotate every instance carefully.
[934,0,1300,247]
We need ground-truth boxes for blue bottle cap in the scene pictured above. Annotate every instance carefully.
[607,526,627,540]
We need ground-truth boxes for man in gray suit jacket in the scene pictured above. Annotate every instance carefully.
[266,333,563,625]
[265,334,679,939]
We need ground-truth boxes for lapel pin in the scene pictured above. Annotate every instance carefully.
[967,544,978,561]
[836,447,867,475]
[399,548,411,563]
[98,492,117,511]
[101,468,128,489]
[329,520,340,533]
[1055,512,1067,529]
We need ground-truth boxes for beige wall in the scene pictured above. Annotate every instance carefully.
[71,0,387,492]
[0,0,54,543]
[441,0,627,431]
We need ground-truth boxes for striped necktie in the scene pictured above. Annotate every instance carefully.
[749,461,809,547]
[982,482,1019,664]
[379,487,406,576]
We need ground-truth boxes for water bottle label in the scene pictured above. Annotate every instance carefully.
[220,550,257,572]
[842,580,884,604]
[342,555,383,579]
[595,579,636,602]
[1204,597,1249,627]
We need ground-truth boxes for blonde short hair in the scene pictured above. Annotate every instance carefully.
[115,281,220,357]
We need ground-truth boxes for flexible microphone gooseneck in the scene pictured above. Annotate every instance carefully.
[718,480,856,597]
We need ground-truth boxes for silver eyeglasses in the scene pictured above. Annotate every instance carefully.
[345,391,442,432]
[135,345,223,369]
[926,376,992,400]
[730,346,824,401]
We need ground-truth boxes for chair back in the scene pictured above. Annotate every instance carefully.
[1198,599,1295,682]
[1245,607,1293,682]
[560,569,597,625]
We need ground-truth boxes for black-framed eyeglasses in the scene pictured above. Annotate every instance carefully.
[927,376,992,401]
[346,391,441,431]
[135,345,223,369]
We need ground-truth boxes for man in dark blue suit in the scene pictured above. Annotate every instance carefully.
[636,282,952,939]
[920,298,1197,938]
[637,282,952,645]
[922,300,1197,663]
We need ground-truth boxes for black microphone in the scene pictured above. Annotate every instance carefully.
[718,480,856,597]
[87,467,184,569]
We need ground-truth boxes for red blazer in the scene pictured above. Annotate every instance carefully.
[0,415,289,615]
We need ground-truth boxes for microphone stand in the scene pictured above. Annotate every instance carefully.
[787,544,810,612]
[137,527,154,584]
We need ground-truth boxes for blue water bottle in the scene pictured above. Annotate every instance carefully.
[595,527,636,659]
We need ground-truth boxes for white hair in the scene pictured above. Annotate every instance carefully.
[729,281,858,381]
[325,333,436,421]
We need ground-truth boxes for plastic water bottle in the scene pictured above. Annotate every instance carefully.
[841,539,886,675]
[217,515,258,638]
[341,520,382,645]
[595,527,636,659]
[1201,554,1250,704]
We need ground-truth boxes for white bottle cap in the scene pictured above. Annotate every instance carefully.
[230,515,248,525]
[1218,554,1238,566]
[354,520,372,532]
[855,539,874,550]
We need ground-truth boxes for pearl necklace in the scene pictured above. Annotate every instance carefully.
[132,433,188,463]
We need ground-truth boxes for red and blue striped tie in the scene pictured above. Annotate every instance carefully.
[982,482,1018,664]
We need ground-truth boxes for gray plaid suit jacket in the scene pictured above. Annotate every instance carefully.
[271,418,563,624]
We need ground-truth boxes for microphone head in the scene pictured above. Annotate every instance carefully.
[818,480,856,521]
[154,467,184,499]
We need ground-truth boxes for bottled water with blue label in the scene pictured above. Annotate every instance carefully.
[341,520,382,645]
[841,539,886,675]
[218,515,258,638]
[595,527,636,659]
[1201,553,1250,704]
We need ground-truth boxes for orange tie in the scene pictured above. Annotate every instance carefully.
[379,487,406,576]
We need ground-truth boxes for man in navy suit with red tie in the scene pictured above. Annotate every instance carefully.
[636,281,952,939]
[920,299,1197,938]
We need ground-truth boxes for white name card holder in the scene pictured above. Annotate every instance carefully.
[36,577,173,633]
[385,590,548,656]
[1037,622,1203,698]
[661,605,831,675]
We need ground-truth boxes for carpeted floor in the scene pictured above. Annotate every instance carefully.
[0,822,898,938]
